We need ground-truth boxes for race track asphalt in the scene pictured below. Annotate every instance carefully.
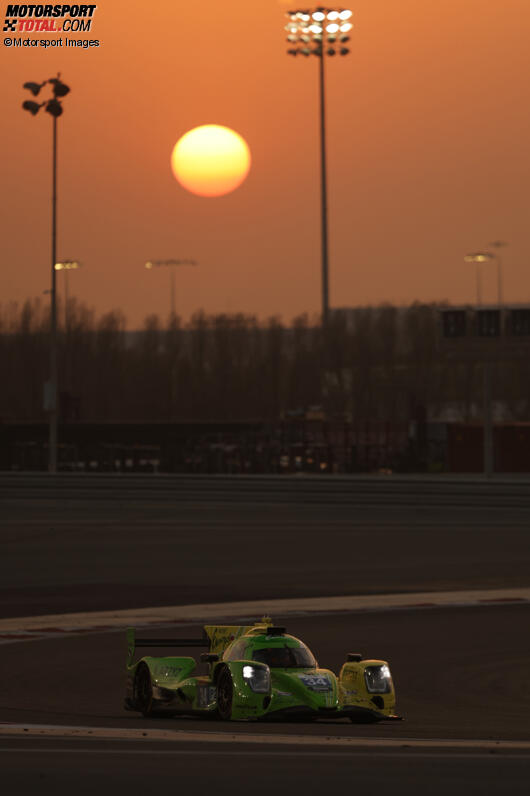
[1,474,530,617]
[0,604,530,740]
[1,475,529,793]
[2,605,530,795]
[2,739,529,796]
[2,606,530,740]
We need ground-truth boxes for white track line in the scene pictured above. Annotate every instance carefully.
[0,723,529,752]
[2,749,529,760]
[0,587,529,644]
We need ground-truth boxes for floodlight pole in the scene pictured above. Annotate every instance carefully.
[464,246,508,477]
[55,261,82,327]
[23,75,70,473]
[488,240,507,312]
[144,259,198,319]
[50,114,58,473]
[465,248,506,311]
[170,268,176,317]
[483,360,493,478]
[318,47,329,326]
[285,8,353,327]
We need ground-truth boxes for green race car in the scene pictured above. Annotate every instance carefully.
[124,618,401,722]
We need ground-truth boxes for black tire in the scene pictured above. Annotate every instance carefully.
[134,663,154,717]
[216,668,233,720]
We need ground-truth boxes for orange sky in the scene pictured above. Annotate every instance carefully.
[1,0,529,327]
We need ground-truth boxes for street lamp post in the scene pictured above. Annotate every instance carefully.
[55,260,82,327]
[464,250,504,310]
[145,259,197,318]
[488,240,508,310]
[285,7,353,325]
[463,247,507,478]
[23,74,70,474]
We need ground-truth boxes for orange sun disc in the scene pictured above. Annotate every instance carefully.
[171,124,251,197]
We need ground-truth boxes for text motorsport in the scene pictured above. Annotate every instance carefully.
[3,4,99,48]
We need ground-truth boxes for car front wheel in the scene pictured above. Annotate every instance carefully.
[134,663,154,717]
[216,668,233,720]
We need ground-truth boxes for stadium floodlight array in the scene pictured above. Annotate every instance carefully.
[22,75,70,117]
[285,7,353,56]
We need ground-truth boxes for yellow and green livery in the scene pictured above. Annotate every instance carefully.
[124,618,401,722]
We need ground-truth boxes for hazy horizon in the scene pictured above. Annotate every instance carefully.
[2,0,529,328]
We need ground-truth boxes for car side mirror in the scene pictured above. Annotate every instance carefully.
[200,653,220,663]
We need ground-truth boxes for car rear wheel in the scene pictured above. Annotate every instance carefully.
[216,668,233,720]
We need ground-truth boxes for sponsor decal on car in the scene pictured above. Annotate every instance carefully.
[153,664,182,678]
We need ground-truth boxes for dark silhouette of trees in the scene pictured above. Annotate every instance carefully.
[1,299,529,426]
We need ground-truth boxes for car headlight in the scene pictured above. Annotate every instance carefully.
[364,665,392,694]
[242,664,270,693]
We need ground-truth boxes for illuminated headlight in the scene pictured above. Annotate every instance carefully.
[242,665,270,693]
[364,665,392,694]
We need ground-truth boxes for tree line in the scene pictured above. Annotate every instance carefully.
[1,298,529,425]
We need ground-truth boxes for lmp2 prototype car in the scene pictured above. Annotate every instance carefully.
[124,618,401,722]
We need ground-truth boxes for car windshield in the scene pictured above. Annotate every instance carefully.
[252,644,316,669]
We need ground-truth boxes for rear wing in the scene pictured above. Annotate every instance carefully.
[203,617,273,656]
[127,618,274,665]
[126,627,209,666]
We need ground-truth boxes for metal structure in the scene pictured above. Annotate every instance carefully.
[285,7,353,325]
[488,240,508,308]
[23,74,71,473]
[55,260,82,327]
[463,244,508,476]
[145,259,197,317]
[439,301,530,478]
[464,247,506,310]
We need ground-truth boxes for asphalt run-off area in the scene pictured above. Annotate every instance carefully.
[1,473,529,794]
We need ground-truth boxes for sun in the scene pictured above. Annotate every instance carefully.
[171,125,251,197]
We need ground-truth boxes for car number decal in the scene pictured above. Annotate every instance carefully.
[198,685,217,708]
[298,674,331,691]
